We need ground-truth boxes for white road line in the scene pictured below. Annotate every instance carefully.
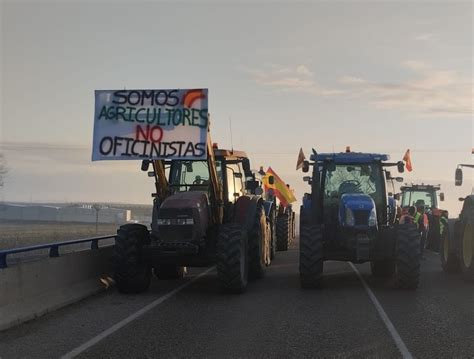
[349,263,413,359]
[61,267,215,359]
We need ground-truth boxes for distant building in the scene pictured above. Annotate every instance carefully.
[0,203,131,224]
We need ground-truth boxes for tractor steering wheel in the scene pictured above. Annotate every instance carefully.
[339,180,362,195]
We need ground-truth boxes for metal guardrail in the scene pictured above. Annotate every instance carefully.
[0,235,116,269]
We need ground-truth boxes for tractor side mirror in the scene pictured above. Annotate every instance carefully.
[397,161,405,173]
[268,175,275,185]
[302,160,310,173]
[455,168,463,186]
[242,158,251,175]
[440,192,445,202]
[141,160,150,171]
[245,179,259,192]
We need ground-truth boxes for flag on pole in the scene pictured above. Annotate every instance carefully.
[264,167,296,207]
[403,149,413,172]
[296,148,306,170]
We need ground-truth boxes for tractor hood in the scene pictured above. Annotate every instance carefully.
[157,192,209,239]
[339,194,377,227]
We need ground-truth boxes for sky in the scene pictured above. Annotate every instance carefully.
[0,0,472,215]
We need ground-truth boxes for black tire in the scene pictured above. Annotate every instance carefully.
[371,260,395,278]
[299,224,324,289]
[216,223,249,293]
[248,206,268,280]
[113,224,151,294]
[270,212,277,260]
[395,224,421,289]
[291,212,296,243]
[460,220,474,281]
[276,213,290,251]
[154,265,187,280]
[440,219,461,273]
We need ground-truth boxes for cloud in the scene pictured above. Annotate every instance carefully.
[339,62,472,116]
[414,33,434,42]
[241,64,342,96]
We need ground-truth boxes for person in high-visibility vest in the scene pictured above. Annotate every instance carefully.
[439,210,449,238]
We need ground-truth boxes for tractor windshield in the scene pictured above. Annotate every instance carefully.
[401,190,435,208]
[323,163,384,208]
[169,160,211,193]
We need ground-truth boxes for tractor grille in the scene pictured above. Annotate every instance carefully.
[158,225,194,242]
[353,210,370,226]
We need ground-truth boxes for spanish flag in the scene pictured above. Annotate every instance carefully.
[403,149,413,172]
[263,167,296,207]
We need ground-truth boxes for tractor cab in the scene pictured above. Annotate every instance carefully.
[400,184,444,211]
[302,152,401,232]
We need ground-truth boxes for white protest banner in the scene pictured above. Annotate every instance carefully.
[92,89,208,161]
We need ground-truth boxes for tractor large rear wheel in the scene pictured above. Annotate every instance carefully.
[113,224,151,294]
[460,221,474,281]
[440,219,461,273]
[395,224,421,289]
[276,213,290,251]
[248,206,269,280]
[216,223,249,293]
[299,224,323,289]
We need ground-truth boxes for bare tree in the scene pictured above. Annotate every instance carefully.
[0,153,7,188]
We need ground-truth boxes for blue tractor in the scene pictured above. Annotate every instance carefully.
[299,150,421,289]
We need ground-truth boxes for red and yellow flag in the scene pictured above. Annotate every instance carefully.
[403,149,413,172]
[263,167,296,207]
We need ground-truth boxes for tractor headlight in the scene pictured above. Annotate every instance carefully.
[345,208,355,226]
[175,217,194,225]
[368,208,377,227]
[157,218,194,225]
[157,218,172,225]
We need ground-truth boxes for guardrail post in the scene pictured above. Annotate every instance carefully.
[91,240,99,250]
[0,253,7,269]
[49,246,59,257]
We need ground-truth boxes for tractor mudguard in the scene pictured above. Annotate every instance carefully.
[233,195,263,232]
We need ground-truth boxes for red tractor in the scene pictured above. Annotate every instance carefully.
[400,184,446,252]
[112,133,273,294]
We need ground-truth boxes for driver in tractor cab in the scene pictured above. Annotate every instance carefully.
[400,206,416,225]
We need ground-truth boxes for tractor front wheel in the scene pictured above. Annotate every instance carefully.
[395,223,421,289]
[276,214,290,251]
[248,206,269,280]
[216,223,249,293]
[299,224,323,289]
[113,224,151,294]
[460,221,474,281]
[440,219,461,273]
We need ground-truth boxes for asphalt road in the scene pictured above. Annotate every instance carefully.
[1,240,473,359]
